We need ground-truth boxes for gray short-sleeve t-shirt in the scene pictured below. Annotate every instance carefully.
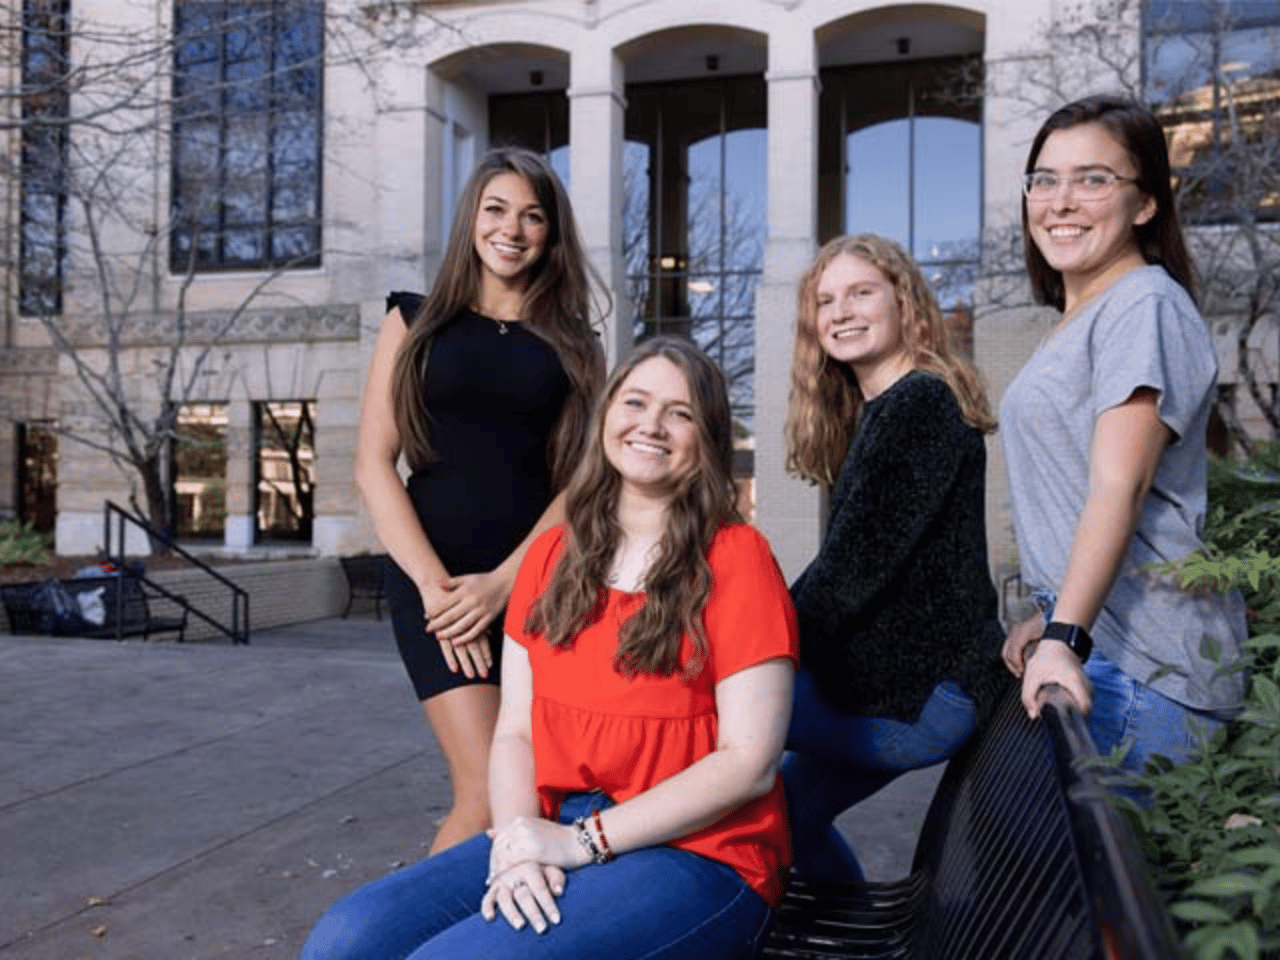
[1000,265,1245,711]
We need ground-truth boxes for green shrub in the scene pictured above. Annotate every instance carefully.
[0,519,52,566]
[1119,442,1280,960]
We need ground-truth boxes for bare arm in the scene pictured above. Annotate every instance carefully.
[353,308,451,600]
[487,636,541,831]
[1021,387,1171,717]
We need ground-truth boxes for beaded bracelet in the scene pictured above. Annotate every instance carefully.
[591,809,615,862]
[572,816,606,864]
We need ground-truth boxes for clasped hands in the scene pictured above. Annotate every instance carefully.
[1002,613,1093,718]
[419,570,511,678]
[482,816,589,934]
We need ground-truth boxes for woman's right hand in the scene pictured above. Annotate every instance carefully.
[419,581,493,678]
[1002,613,1044,677]
[480,861,566,934]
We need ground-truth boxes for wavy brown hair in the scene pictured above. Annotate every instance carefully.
[786,234,996,486]
[389,147,606,490]
[1022,94,1198,310]
[525,336,740,679]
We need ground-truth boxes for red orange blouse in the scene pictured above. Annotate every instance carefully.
[503,522,799,906]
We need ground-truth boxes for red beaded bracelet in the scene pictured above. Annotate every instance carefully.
[591,809,614,862]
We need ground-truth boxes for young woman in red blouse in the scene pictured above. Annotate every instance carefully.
[303,336,799,960]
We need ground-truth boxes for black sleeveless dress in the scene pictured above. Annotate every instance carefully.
[384,292,571,699]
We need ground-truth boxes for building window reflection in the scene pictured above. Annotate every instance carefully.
[820,56,982,323]
[254,400,314,543]
[171,0,324,272]
[624,76,765,425]
[173,404,228,541]
[1144,0,1280,224]
[19,0,69,316]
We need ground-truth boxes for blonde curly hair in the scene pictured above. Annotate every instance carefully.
[785,234,995,486]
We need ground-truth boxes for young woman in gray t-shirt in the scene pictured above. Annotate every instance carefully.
[1001,95,1246,774]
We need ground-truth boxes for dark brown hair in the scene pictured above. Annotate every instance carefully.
[389,147,605,489]
[1022,94,1198,310]
[525,336,740,678]
[786,234,996,486]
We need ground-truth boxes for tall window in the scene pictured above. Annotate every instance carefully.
[171,0,324,271]
[819,57,982,320]
[1144,0,1280,223]
[19,0,69,316]
[624,76,767,429]
[173,404,228,540]
[17,421,58,533]
[254,400,314,542]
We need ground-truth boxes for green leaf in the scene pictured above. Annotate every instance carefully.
[1188,873,1263,898]
[1186,921,1260,960]
[1172,899,1237,923]
[1226,847,1280,869]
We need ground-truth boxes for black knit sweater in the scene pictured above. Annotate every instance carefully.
[791,371,1010,724]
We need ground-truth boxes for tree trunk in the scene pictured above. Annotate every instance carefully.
[138,455,173,556]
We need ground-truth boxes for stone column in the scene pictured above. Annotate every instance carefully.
[222,397,254,549]
[568,47,629,367]
[754,28,822,581]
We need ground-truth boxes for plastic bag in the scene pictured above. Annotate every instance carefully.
[76,586,106,626]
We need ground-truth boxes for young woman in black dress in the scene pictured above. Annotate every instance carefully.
[355,147,605,853]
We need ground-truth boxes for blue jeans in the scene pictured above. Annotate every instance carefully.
[1084,648,1228,774]
[782,669,977,883]
[300,792,772,960]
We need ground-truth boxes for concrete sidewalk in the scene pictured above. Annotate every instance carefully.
[0,618,940,960]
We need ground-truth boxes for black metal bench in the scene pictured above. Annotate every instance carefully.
[1,574,188,642]
[339,554,386,619]
[761,683,1180,960]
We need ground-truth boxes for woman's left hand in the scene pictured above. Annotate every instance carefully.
[481,861,567,934]
[488,815,586,878]
[1020,639,1093,719]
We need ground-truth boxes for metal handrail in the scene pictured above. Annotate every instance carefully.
[102,501,250,644]
[1037,684,1184,959]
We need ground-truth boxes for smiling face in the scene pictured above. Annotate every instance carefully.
[602,356,701,500]
[1026,122,1156,311]
[472,171,549,295]
[814,253,911,397]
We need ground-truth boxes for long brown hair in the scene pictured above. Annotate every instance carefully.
[390,147,606,489]
[786,234,996,486]
[525,336,740,679]
[1023,94,1198,310]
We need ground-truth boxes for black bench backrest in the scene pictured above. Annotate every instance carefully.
[761,684,1180,960]
[914,684,1179,959]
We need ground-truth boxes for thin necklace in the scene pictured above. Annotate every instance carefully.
[471,305,515,335]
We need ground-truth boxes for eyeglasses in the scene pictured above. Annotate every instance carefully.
[1021,170,1139,201]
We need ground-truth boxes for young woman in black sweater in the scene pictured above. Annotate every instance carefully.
[782,234,1008,882]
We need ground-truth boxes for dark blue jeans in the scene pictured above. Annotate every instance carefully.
[782,668,977,883]
[300,791,772,960]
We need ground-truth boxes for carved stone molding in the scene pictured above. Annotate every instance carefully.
[57,304,361,348]
[0,347,58,376]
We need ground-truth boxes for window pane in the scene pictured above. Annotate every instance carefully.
[846,120,911,246]
[912,117,981,263]
[255,400,315,542]
[174,404,228,540]
[171,0,322,271]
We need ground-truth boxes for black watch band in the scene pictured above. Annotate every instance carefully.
[1043,621,1093,662]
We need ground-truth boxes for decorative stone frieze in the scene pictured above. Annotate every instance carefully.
[55,304,361,348]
